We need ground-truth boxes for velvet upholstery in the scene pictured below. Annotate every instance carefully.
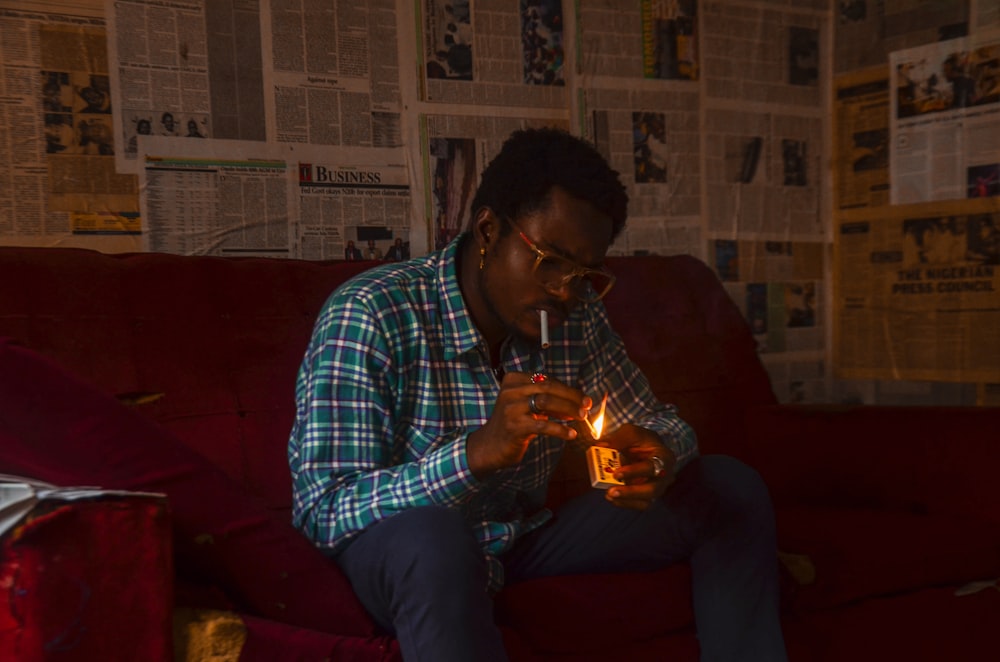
[0,245,998,661]
[0,338,385,653]
[0,495,173,661]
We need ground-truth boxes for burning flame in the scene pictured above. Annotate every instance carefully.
[586,393,608,440]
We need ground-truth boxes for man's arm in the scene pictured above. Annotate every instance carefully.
[584,302,699,471]
[579,302,699,510]
[288,296,478,554]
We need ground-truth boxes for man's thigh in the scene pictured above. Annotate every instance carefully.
[503,456,753,583]
[503,478,692,582]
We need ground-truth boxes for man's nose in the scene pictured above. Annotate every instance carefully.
[543,277,575,302]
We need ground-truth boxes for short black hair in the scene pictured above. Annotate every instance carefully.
[469,127,628,240]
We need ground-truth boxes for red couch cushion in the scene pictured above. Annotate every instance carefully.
[783,585,1000,662]
[777,506,1000,611]
[746,404,1000,522]
[0,247,376,515]
[0,338,376,638]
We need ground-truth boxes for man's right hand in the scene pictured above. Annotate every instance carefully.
[466,372,592,479]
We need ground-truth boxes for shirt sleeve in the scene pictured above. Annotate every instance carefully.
[582,303,700,472]
[288,293,478,553]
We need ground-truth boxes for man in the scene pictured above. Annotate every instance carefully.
[344,240,363,261]
[364,239,383,260]
[186,119,206,138]
[943,54,976,109]
[289,127,786,661]
[160,112,177,136]
[384,237,409,261]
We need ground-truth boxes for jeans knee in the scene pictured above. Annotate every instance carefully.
[687,455,775,528]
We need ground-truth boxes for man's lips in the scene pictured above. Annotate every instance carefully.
[537,308,569,335]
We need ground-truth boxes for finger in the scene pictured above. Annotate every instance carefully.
[604,487,653,511]
[614,461,659,483]
[524,389,592,421]
[505,374,592,411]
[523,414,578,441]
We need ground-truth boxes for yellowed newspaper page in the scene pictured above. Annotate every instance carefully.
[833,66,890,211]
[835,197,1000,382]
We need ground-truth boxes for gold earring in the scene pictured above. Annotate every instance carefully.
[479,247,486,270]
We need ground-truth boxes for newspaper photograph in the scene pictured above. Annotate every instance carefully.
[835,198,1000,382]
[640,0,697,81]
[889,36,1000,204]
[419,0,567,109]
[423,0,473,82]
[833,66,890,210]
[428,135,476,250]
[0,5,138,245]
[521,0,565,86]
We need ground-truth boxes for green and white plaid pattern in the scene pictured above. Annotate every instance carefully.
[288,236,698,591]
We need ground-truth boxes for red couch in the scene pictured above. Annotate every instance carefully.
[0,245,998,661]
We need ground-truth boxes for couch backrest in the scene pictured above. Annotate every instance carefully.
[0,247,775,512]
[603,255,777,450]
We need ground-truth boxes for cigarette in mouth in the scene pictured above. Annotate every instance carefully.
[539,310,550,349]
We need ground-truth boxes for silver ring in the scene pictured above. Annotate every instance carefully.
[650,455,666,478]
[528,393,541,415]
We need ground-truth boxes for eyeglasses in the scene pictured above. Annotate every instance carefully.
[507,219,616,302]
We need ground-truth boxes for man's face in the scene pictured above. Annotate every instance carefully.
[480,186,614,344]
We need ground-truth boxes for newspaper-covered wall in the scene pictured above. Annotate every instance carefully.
[3,0,998,404]
[0,0,838,404]
[831,6,1000,396]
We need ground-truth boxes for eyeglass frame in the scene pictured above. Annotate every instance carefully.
[503,217,616,302]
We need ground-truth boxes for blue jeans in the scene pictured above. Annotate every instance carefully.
[335,455,787,661]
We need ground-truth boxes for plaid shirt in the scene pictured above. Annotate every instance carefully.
[288,235,698,591]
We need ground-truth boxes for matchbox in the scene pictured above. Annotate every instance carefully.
[586,445,624,489]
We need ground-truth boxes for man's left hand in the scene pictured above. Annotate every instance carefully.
[598,424,676,510]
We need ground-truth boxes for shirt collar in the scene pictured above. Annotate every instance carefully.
[436,233,484,361]
[434,233,542,370]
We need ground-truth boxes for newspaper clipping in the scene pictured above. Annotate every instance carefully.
[138,137,410,259]
[0,5,139,243]
[889,36,1000,204]
[836,198,1000,382]
[833,67,890,210]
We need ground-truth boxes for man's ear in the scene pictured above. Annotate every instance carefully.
[472,207,499,250]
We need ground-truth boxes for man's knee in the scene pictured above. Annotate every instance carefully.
[674,455,775,529]
[699,455,771,504]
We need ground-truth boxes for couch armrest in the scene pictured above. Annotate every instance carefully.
[744,404,1000,522]
[0,495,174,660]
